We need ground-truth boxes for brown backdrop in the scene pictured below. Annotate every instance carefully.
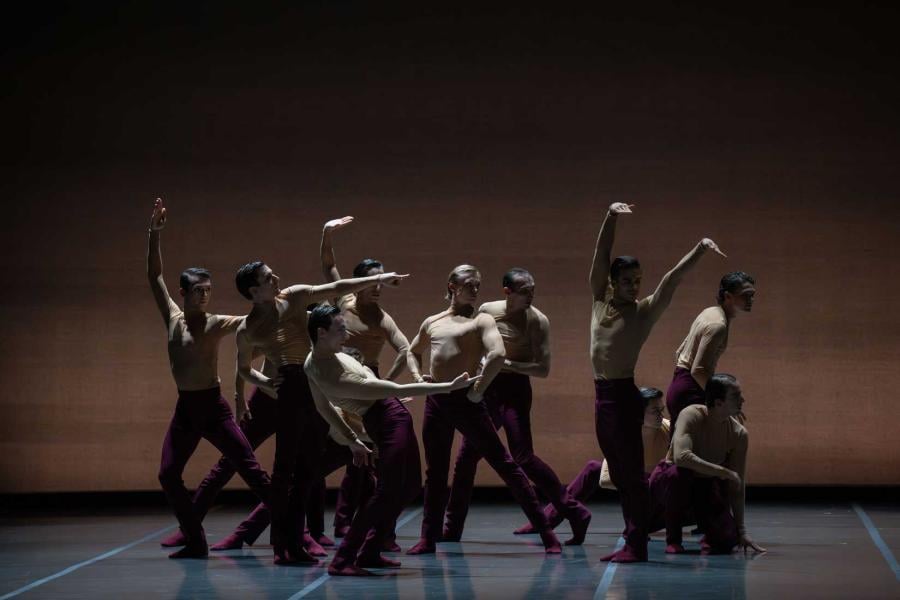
[2,3,899,492]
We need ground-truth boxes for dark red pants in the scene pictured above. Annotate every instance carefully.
[332,398,422,568]
[537,459,606,527]
[444,372,587,536]
[666,367,705,433]
[419,388,551,544]
[158,387,270,542]
[649,461,739,552]
[594,378,649,556]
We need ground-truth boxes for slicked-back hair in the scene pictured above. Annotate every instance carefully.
[717,271,756,304]
[446,264,481,300]
[235,261,265,300]
[308,304,341,344]
[610,256,641,281]
[705,373,738,408]
[352,258,384,278]
[639,386,663,409]
[180,267,211,291]
[502,267,533,290]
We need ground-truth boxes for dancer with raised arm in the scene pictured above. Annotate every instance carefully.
[443,268,591,543]
[406,265,562,556]
[667,272,756,429]
[146,198,270,559]
[589,202,725,562]
[304,305,479,576]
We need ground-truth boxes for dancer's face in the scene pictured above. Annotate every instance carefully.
[720,382,744,417]
[451,273,481,306]
[723,282,756,317]
[181,277,211,311]
[504,274,535,312]
[356,266,384,305]
[612,268,642,302]
[251,264,280,302]
[643,397,665,428]
[319,314,349,351]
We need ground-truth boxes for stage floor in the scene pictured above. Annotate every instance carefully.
[1,501,897,599]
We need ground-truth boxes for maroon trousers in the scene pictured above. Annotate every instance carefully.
[537,459,606,527]
[594,378,649,557]
[158,387,270,543]
[332,398,422,568]
[444,372,587,537]
[419,388,552,544]
[666,367,705,433]
[649,461,739,552]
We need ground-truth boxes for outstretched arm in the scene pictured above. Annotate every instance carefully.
[467,315,506,402]
[503,313,551,378]
[647,238,726,320]
[286,272,409,305]
[146,198,178,324]
[319,370,480,401]
[590,203,633,301]
[320,216,354,283]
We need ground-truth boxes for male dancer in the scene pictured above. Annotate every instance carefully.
[406,265,562,555]
[304,304,479,576]
[589,202,724,562]
[514,387,669,534]
[320,216,415,548]
[147,198,270,559]
[667,272,756,428]
[232,259,407,564]
[442,268,591,543]
[650,374,765,554]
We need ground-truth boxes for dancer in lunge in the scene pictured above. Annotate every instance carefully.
[147,197,270,559]
[443,268,591,544]
[666,272,756,429]
[589,202,725,562]
[405,265,562,556]
[304,305,478,576]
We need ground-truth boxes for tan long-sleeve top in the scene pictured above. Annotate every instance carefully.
[337,294,408,369]
[244,287,313,368]
[425,311,492,383]
[674,306,729,377]
[590,293,668,380]
[671,405,748,535]
[479,300,543,362]
[165,295,243,391]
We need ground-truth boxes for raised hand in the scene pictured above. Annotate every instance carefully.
[738,534,767,554]
[150,197,167,230]
[609,202,634,215]
[378,272,410,287]
[700,238,727,258]
[323,216,354,233]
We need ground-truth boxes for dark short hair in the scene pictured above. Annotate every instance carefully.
[235,261,265,300]
[308,304,341,344]
[639,386,663,409]
[179,267,211,291]
[352,259,384,278]
[502,268,533,290]
[718,271,756,304]
[705,373,738,408]
[610,256,641,281]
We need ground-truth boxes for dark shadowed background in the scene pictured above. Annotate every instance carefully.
[2,1,898,492]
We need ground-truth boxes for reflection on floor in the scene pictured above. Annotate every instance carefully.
[0,501,897,599]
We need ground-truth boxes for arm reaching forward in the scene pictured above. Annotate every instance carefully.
[146,197,178,325]
[467,314,506,402]
[647,238,726,321]
[589,202,633,301]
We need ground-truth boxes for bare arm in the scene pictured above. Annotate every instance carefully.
[599,459,616,490]
[381,311,411,381]
[690,323,728,389]
[146,198,178,324]
[468,315,506,401]
[672,410,737,479]
[647,238,726,320]
[287,272,409,305]
[503,313,551,378]
[589,203,632,301]
[320,216,354,283]
[234,361,250,422]
[724,430,749,537]
[319,370,478,401]
[406,319,430,382]
[236,330,277,395]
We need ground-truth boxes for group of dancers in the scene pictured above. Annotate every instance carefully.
[147,197,764,576]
